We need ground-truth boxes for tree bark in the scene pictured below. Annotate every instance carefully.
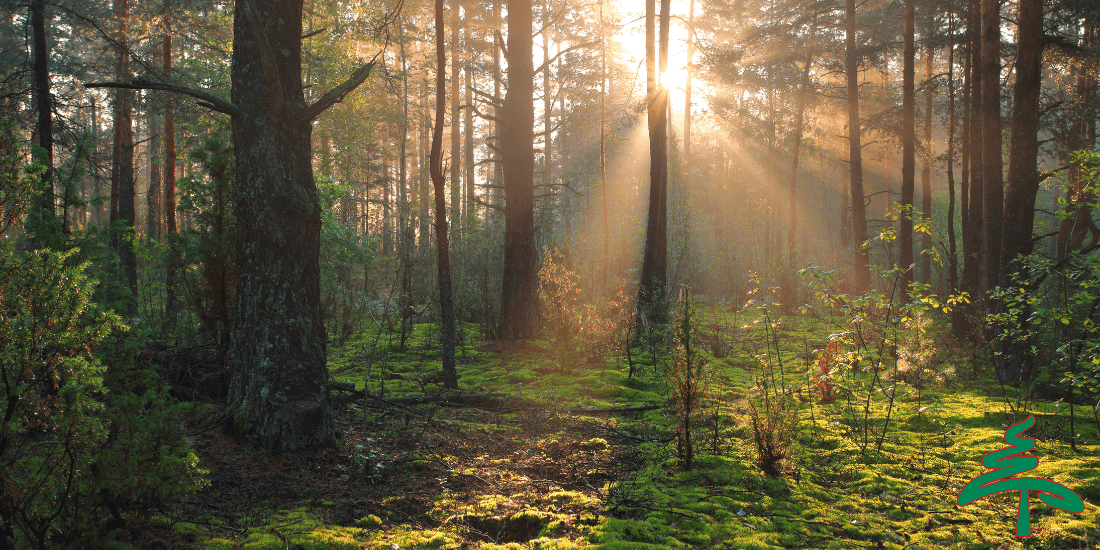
[450,0,462,239]
[1000,0,1044,273]
[638,0,670,322]
[980,0,1003,289]
[147,113,161,243]
[225,0,341,451]
[900,0,915,300]
[921,37,933,285]
[30,0,54,239]
[114,0,137,304]
[788,19,816,275]
[499,0,538,339]
[963,0,983,296]
[164,12,179,328]
[846,0,870,291]
[431,0,459,388]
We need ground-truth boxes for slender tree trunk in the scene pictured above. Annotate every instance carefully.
[420,66,432,252]
[600,0,608,285]
[147,118,161,242]
[683,0,694,164]
[431,0,459,387]
[30,0,54,240]
[788,19,816,275]
[1000,0,1044,272]
[981,0,1004,289]
[1056,24,1096,258]
[542,0,552,201]
[963,0,983,296]
[164,13,179,328]
[921,37,934,285]
[947,25,959,297]
[399,30,414,350]
[901,0,916,300]
[450,0,461,240]
[464,63,474,227]
[114,0,137,304]
[846,0,870,291]
[499,0,538,338]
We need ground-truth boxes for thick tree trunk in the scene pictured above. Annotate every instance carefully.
[639,0,670,322]
[431,0,459,388]
[846,0,870,291]
[900,0,915,300]
[224,0,335,451]
[1000,0,1044,273]
[499,0,538,339]
[981,0,1004,289]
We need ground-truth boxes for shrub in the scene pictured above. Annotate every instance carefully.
[813,341,842,403]
[0,124,205,548]
[746,392,800,477]
[539,248,630,371]
[668,288,709,470]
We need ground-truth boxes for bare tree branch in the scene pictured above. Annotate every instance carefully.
[471,195,504,212]
[535,41,600,75]
[84,78,241,117]
[307,61,377,119]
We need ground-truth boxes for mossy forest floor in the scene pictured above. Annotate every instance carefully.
[152,309,1098,550]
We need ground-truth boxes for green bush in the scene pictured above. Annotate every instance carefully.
[0,122,205,549]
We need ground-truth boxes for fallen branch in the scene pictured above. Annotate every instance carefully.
[566,404,660,414]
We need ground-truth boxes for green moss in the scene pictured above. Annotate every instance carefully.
[355,514,382,528]
[172,521,202,539]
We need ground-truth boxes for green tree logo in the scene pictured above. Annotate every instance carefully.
[957,415,1083,536]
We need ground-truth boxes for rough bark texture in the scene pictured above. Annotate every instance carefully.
[639,0,669,322]
[1000,0,1043,273]
[499,0,538,339]
[980,0,1003,289]
[900,0,915,299]
[846,0,870,291]
[431,0,459,387]
[224,0,334,452]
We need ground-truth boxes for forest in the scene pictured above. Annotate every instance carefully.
[1,0,1099,546]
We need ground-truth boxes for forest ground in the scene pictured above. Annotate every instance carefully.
[137,308,1099,550]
